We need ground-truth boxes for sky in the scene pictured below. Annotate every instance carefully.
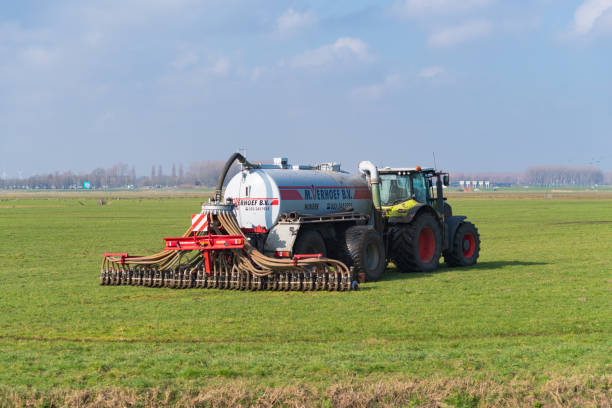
[1,0,611,177]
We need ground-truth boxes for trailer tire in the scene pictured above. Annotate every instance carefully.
[443,221,480,267]
[344,226,385,282]
[390,213,442,272]
[293,230,327,257]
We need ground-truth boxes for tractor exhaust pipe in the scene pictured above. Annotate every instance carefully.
[358,161,381,210]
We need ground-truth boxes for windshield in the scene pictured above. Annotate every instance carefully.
[380,173,428,206]
[380,174,410,206]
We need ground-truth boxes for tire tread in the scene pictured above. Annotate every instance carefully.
[443,221,480,267]
[344,226,385,281]
[390,212,442,272]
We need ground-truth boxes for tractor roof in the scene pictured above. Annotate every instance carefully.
[378,167,435,175]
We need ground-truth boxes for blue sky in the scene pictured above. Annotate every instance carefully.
[1,0,611,177]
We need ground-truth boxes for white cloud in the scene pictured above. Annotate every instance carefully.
[209,57,230,76]
[250,66,271,81]
[169,53,230,76]
[172,51,199,69]
[276,9,317,33]
[572,0,612,35]
[351,74,402,100]
[291,37,371,68]
[19,47,59,66]
[428,20,492,47]
[419,66,445,79]
[393,0,493,18]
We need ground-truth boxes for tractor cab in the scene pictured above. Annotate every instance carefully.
[378,167,450,219]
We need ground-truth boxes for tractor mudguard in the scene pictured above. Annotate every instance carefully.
[444,215,467,250]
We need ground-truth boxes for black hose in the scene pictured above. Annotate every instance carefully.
[215,152,248,202]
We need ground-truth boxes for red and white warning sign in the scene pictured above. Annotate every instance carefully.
[191,213,208,232]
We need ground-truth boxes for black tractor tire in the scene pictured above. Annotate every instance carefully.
[343,226,386,282]
[390,213,442,272]
[444,221,480,267]
[293,229,327,257]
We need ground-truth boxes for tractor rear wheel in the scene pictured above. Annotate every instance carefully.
[390,213,442,272]
[293,230,327,257]
[444,221,480,267]
[344,226,386,282]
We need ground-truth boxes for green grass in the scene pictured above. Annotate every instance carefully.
[0,193,610,404]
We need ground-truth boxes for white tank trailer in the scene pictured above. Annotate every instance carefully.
[223,157,375,260]
[224,158,372,229]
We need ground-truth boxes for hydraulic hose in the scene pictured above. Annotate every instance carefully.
[215,152,252,202]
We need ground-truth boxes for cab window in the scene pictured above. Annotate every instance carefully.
[411,173,427,203]
[380,174,410,206]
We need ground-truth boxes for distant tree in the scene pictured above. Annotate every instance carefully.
[91,168,106,188]
[186,160,241,187]
[524,165,603,186]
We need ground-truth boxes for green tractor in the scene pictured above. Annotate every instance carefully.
[358,161,480,279]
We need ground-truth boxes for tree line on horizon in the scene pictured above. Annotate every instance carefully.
[452,165,609,187]
[0,162,610,189]
[0,160,240,190]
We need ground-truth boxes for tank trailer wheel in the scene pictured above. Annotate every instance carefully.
[293,230,327,257]
[444,221,480,267]
[344,226,386,282]
[390,213,442,273]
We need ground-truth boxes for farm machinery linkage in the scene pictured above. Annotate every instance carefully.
[100,202,355,291]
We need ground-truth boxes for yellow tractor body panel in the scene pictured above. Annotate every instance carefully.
[381,199,420,219]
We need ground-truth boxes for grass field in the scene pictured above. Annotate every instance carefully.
[0,192,610,407]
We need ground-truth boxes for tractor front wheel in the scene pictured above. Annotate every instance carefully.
[444,221,480,267]
[390,213,442,272]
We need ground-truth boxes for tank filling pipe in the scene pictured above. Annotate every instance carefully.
[358,161,381,210]
[214,152,254,203]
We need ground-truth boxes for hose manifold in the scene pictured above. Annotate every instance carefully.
[201,202,234,215]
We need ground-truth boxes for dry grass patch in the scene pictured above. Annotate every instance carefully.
[2,376,610,408]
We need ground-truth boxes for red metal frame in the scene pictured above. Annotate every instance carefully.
[292,253,322,266]
[105,235,245,271]
[163,235,244,251]
[215,225,268,234]
[162,234,245,274]
[104,253,129,265]
[240,225,268,234]
[106,236,324,274]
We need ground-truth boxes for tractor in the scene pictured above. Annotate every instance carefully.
[358,163,480,281]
